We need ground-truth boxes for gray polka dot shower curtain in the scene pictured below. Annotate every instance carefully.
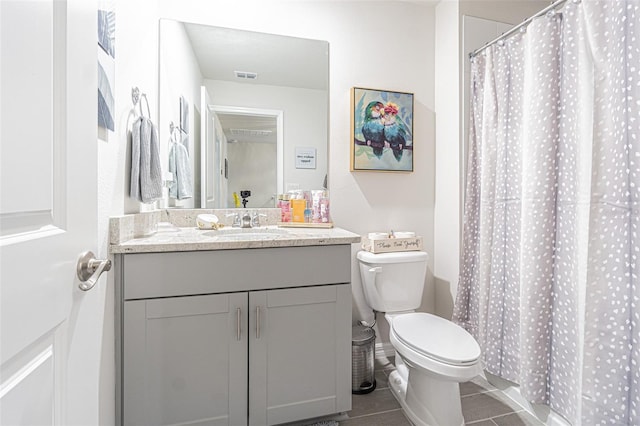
[453,0,639,424]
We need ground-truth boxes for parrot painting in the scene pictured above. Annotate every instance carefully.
[383,102,407,161]
[362,101,386,158]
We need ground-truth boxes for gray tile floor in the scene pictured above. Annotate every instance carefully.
[338,356,543,426]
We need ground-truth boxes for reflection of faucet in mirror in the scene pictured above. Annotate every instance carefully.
[240,190,251,208]
[158,20,329,209]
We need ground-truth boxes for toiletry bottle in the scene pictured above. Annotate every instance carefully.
[279,194,291,222]
[320,196,330,223]
[277,194,284,221]
[291,198,306,223]
[311,189,325,223]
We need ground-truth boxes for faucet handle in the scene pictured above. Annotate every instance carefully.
[226,212,241,227]
[251,211,267,227]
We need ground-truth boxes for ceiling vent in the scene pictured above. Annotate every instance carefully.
[230,128,272,137]
[234,71,258,80]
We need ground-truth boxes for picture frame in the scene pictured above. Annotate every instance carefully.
[179,96,190,154]
[350,87,414,172]
[97,1,115,131]
[179,95,189,134]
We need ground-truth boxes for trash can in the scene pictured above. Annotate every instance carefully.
[352,325,376,394]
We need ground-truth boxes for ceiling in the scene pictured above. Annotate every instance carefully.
[182,22,327,144]
[184,22,329,90]
[216,112,277,145]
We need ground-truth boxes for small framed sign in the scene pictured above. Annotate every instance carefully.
[295,147,317,169]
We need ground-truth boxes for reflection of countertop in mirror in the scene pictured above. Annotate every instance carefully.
[109,209,360,254]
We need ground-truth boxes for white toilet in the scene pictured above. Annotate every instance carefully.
[357,250,481,426]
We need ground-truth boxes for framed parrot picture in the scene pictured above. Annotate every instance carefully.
[351,87,414,172]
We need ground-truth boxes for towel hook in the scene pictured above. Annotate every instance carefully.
[169,121,181,142]
[131,86,151,118]
[140,94,151,118]
[131,87,140,106]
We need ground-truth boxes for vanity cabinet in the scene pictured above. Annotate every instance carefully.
[249,285,351,426]
[122,292,248,426]
[115,245,352,426]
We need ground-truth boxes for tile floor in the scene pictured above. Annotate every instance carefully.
[337,356,543,426]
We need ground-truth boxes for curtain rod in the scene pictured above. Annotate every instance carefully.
[469,0,572,59]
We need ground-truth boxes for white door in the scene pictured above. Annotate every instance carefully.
[1,1,102,425]
[200,86,216,208]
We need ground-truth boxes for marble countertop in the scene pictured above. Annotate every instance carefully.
[109,209,360,254]
[110,225,361,254]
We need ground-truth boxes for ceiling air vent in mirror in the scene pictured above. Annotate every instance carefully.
[230,128,272,137]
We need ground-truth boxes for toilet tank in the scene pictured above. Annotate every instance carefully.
[357,251,428,313]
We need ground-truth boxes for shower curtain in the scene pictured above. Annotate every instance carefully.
[453,1,639,424]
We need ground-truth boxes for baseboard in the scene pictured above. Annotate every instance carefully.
[484,372,571,426]
[375,342,395,359]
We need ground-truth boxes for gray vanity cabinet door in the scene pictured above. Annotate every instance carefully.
[248,284,352,426]
[123,293,248,426]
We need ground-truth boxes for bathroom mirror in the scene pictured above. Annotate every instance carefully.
[159,19,329,209]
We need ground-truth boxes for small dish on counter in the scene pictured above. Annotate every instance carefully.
[196,214,221,230]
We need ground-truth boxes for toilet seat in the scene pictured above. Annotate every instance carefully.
[391,313,480,366]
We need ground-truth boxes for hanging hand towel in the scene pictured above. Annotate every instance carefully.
[130,116,163,203]
[168,139,193,200]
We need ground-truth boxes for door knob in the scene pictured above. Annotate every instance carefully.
[76,251,111,291]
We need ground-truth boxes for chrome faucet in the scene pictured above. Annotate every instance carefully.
[228,210,265,228]
[240,211,252,228]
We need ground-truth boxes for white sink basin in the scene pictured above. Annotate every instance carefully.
[204,227,290,241]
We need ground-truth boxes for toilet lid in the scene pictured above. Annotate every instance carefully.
[357,250,428,264]
[391,313,480,365]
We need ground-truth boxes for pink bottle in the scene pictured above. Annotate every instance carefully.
[279,194,291,222]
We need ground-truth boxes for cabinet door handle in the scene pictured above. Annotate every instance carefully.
[236,308,241,341]
[256,306,261,339]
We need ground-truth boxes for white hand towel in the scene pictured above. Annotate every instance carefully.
[130,117,162,203]
[168,140,193,200]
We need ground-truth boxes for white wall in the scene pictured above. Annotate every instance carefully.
[460,0,547,25]
[97,0,160,423]
[227,141,277,208]
[434,0,461,319]
[206,79,328,193]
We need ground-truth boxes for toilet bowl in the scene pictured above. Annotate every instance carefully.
[357,250,481,426]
